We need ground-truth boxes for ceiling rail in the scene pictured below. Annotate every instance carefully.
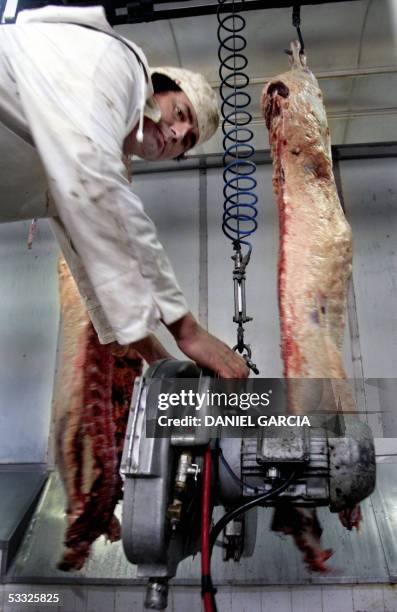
[1,0,363,25]
[111,0,363,24]
[209,65,397,89]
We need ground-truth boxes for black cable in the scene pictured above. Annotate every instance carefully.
[210,470,296,551]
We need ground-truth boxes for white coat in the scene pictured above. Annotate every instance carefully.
[0,6,189,344]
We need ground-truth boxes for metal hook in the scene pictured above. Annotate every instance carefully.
[285,3,305,56]
[292,3,305,54]
[232,342,259,375]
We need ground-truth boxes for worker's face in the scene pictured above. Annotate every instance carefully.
[131,90,199,161]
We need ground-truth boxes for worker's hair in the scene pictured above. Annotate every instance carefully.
[151,73,182,94]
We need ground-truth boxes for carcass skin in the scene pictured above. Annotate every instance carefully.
[53,258,142,570]
[261,42,361,571]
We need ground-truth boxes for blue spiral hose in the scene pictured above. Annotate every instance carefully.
[217,0,258,258]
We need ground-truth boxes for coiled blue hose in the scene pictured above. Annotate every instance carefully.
[217,1,258,257]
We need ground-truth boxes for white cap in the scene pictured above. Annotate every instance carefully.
[150,66,220,145]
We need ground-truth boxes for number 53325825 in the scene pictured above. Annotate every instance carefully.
[8,593,60,603]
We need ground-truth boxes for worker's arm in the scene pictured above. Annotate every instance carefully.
[110,314,249,378]
[110,318,250,378]
[167,312,249,378]
[12,32,189,344]
[11,27,248,378]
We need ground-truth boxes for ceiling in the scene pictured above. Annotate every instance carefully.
[112,0,397,155]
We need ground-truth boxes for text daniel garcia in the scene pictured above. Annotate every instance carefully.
[157,414,311,427]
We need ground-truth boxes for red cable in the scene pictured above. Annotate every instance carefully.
[201,446,214,612]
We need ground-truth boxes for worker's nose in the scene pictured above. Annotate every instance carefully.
[170,123,189,143]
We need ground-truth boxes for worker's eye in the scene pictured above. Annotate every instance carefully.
[175,106,184,121]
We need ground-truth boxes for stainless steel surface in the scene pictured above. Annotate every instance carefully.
[0,469,47,575]
[0,470,47,545]
[6,464,397,585]
[7,472,138,583]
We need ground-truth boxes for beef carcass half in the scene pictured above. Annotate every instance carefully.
[261,41,360,571]
[53,257,143,570]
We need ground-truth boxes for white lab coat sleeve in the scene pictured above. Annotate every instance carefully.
[10,31,189,344]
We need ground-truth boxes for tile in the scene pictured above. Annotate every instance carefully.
[85,587,115,612]
[211,586,232,610]
[67,586,87,612]
[230,588,261,612]
[352,585,386,612]
[57,585,87,612]
[322,586,354,612]
[261,588,292,612]
[382,585,397,612]
[115,587,144,612]
[171,587,202,612]
[291,587,322,612]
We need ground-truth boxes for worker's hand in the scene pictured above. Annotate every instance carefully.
[110,334,174,364]
[167,312,249,379]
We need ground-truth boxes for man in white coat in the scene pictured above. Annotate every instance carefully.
[0,5,248,378]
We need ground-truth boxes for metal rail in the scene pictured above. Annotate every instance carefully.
[209,65,397,88]
[131,142,397,174]
[112,0,363,24]
[1,0,363,25]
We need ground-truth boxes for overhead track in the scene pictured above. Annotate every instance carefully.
[1,0,363,25]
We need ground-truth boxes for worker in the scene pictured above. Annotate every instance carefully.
[0,5,249,378]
